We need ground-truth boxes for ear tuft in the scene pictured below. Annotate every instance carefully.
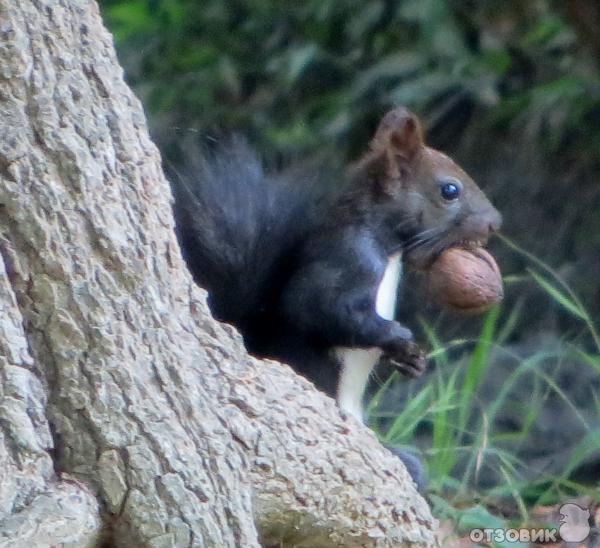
[374,107,424,162]
[356,107,425,195]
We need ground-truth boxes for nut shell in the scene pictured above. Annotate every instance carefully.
[426,247,503,314]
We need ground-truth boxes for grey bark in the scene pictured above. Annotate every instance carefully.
[0,0,438,546]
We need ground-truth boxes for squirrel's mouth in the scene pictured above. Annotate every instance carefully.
[403,236,489,271]
[458,238,487,250]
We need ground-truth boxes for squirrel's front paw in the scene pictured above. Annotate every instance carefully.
[382,341,427,378]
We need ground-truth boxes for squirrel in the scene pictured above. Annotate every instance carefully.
[171,107,501,490]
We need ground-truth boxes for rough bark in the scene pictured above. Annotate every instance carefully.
[0,1,437,546]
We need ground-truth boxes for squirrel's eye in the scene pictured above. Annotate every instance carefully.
[440,182,460,201]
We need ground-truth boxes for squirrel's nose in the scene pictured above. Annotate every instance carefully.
[462,208,502,240]
[488,209,502,233]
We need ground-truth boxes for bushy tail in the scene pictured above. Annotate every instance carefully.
[170,139,322,324]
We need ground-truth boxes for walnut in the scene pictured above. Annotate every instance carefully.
[425,247,503,313]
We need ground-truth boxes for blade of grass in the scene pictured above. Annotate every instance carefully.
[528,269,589,321]
[498,233,600,350]
[458,305,501,433]
[382,385,434,444]
[499,465,529,523]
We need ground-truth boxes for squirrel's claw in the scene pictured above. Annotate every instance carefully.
[383,342,427,378]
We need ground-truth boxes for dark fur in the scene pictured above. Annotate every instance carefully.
[171,110,501,490]
[171,140,418,394]
[170,140,428,487]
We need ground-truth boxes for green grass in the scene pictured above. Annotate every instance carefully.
[368,235,600,539]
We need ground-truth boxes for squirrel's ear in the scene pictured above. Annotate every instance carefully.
[359,107,425,192]
[375,107,424,163]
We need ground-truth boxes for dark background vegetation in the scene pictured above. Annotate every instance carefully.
[99,0,600,533]
[100,0,600,326]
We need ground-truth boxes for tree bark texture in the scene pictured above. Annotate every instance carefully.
[0,1,437,546]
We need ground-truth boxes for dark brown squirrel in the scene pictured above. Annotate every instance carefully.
[171,106,501,489]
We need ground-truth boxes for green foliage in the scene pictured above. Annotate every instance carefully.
[368,237,600,530]
[99,0,600,160]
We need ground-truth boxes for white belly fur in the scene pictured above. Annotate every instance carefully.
[336,252,402,421]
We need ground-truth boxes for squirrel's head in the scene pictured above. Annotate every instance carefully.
[358,107,501,269]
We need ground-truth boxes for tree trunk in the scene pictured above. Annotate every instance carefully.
[0,1,437,546]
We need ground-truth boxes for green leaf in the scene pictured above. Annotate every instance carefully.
[285,44,319,86]
[528,269,589,321]
[456,504,505,533]
[352,51,426,98]
[105,1,156,42]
